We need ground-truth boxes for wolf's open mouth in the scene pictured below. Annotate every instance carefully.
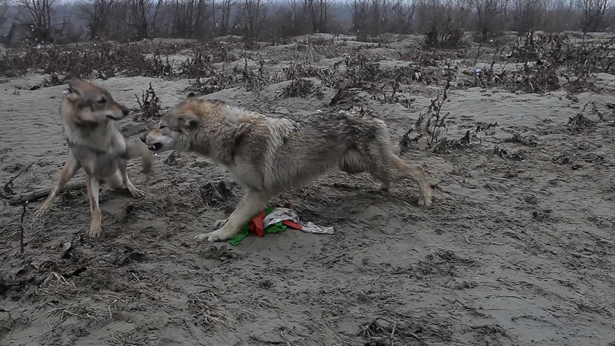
[148,143,163,151]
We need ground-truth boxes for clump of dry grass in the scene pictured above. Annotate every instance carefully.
[187,292,237,331]
[280,78,323,99]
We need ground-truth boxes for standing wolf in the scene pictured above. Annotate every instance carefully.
[35,79,153,238]
[142,94,432,242]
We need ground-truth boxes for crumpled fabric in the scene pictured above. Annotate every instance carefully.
[263,208,334,235]
[228,207,334,245]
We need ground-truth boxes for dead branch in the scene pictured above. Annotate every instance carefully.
[1,161,38,198]
[9,182,86,206]
[20,202,27,254]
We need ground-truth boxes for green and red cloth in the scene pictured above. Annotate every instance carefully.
[228,207,303,245]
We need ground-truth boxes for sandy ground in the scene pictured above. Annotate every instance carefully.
[2,37,615,346]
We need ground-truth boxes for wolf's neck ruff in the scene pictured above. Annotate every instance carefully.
[66,140,108,156]
[61,117,117,152]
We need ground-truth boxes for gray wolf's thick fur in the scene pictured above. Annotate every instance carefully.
[143,95,432,242]
[35,79,153,238]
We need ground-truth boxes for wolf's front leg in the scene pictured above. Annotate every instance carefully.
[213,219,228,228]
[85,174,103,238]
[35,152,81,217]
[195,190,268,242]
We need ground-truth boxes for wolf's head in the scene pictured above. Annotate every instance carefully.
[141,93,213,152]
[63,79,130,124]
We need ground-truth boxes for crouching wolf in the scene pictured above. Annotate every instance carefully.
[142,94,432,242]
[35,79,154,238]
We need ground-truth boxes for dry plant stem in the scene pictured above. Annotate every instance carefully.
[20,202,27,254]
[2,161,38,197]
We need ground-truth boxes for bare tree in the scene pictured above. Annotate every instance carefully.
[510,0,548,32]
[238,0,270,41]
[149,0,167,37]
[79,0,116,40]
[470,0,508,40]
[543,0,577,32]
[415,0,467,47]
[216,0,236,35]
[370,0,391,37]
[390,0,416,34]
[304,0,334,32]
[577,0,612,32]
[0,0,9,40]
[18,0,56,42]
[0,0,9,18]
[128,0,150,39]
[348,0,370,40]
[287,0,310,34]
[170,0,210,38]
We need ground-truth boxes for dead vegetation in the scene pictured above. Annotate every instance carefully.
[398,80,493,154]
[0,41,235,79]
[280,78,324,98]
[475,33,615,94]
[133,83,164,122]
[187,291,238,331]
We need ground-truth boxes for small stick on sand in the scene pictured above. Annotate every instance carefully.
[390,321,397,346]
[10,183,86,206]
[463,234,471,244]
[2,161,38,198]
[20,202,27,254]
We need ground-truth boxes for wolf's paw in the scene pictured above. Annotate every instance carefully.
[127,185,145,198]
[418,194,432,207]
[213,219,228,228]
[86,224,103,238]
[35,204,52,217]
[194,229,232,242]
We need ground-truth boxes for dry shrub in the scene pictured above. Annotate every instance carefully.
[176,44,237,78]
[133,83,163,122]
[423,28,466,49]
[0,41,239,80]
[185,58,278,94]
[567,113,595,132]
[280,78,323,98]
[399,80,495,154]
[417,0,469,49]
[0,42,171,79]
[188,74,239,95]
[283,61,332,80]
[477,33,615,94]
[400,81,451,152]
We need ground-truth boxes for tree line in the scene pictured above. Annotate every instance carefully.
[3,0,614,45]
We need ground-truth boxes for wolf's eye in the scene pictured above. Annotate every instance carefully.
[97,97,107,104]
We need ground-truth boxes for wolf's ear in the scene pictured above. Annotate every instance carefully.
[180,113,200,129]
[63,87,81,102]
[65,79,84,102]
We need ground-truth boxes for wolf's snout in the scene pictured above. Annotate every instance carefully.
[140,133,147,143]
[122,106,130,116]
[148,142,163,151]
